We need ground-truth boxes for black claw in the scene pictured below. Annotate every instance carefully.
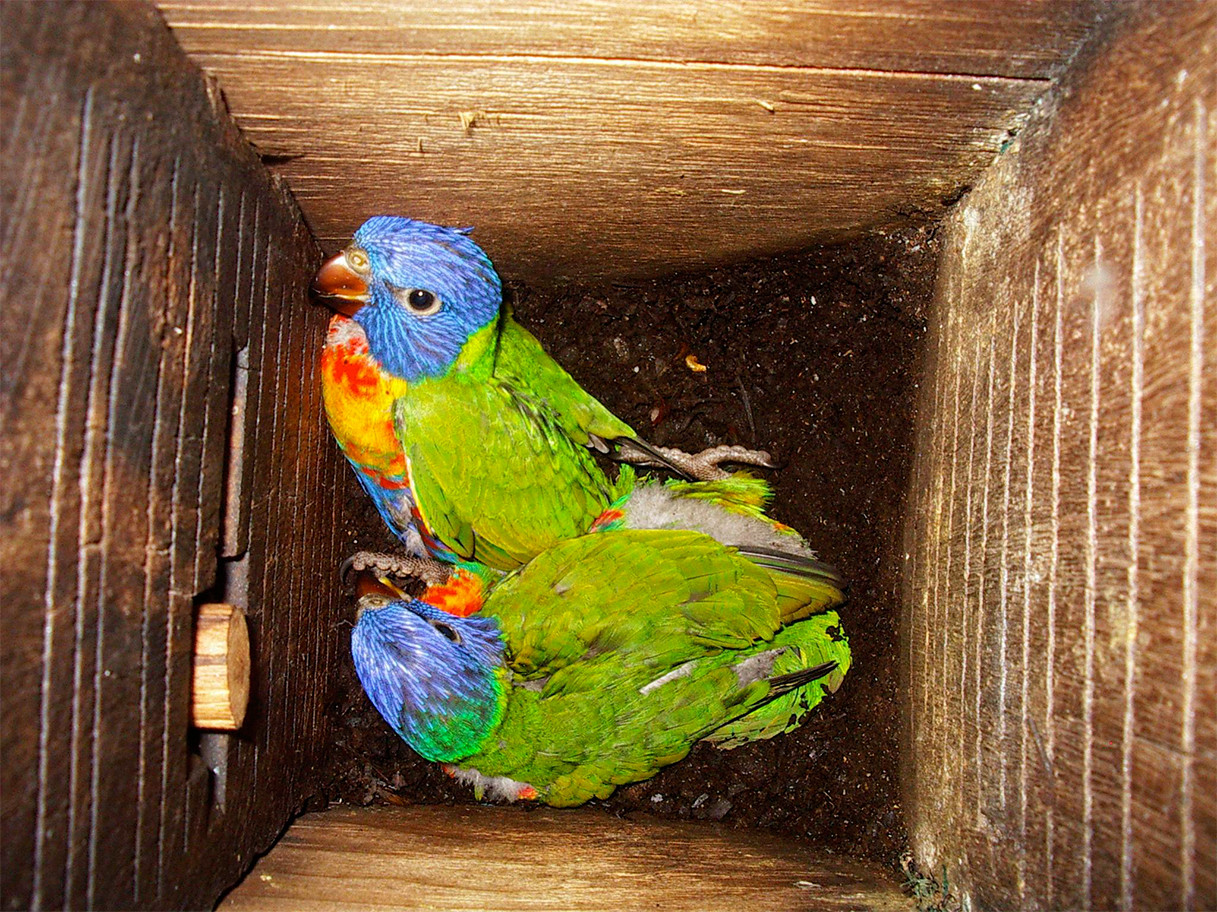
[339,554,360,588]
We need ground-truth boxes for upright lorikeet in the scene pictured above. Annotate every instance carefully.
[351,528,851,806]
[313,216,778,572]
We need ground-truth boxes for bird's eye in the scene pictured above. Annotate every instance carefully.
[431,620,461,644]
[398,288,442,316]
[345,248,370,274]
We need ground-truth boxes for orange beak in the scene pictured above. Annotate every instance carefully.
[311,252,370,316]
[354,572,407,599]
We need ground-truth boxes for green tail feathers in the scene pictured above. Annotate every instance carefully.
[705,611,852,749]
[662,471,774,518]
[742,548,846,623]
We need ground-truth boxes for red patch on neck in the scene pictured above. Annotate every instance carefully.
[421,570,485,618]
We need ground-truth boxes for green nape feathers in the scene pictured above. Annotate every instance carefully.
[351,528,850,807]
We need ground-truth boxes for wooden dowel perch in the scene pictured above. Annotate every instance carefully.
[192,603,250,730]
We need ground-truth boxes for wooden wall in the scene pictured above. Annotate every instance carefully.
[155,0,1102,285]
[902,4,1215,910]
[0,3,349,908]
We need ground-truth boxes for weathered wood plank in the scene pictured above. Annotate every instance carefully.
[903,5,1216,910]
[0,9,94,907]
[159,53,1057,285]
[90,124,159,908]
[1047,222,1100,912]
[1129,85,1216,912]
[193,181,237,590]
[1022,221,1062,909]
[158,0,1098,79]
[156,155,204,911]
[219,191,254,560]
[154,0,1104,284]
[0,4,343,909]
[219,197,266,562]
[133,147,181,908]
[220,805,911,912]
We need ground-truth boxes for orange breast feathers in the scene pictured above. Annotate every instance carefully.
[321,315,411,483]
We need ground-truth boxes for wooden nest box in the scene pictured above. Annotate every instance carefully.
[1,2,1212,909]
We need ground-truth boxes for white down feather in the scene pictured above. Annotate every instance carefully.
[621,482,814,558]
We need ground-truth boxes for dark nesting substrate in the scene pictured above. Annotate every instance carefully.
[325,225,938,863]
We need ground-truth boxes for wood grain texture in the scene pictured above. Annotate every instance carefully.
[191,604,250,730]
[156,0,1098,78]
[154,0,1102,285]
[220,805,911,912]
[0,3,348,908]
[902,4,1216,910]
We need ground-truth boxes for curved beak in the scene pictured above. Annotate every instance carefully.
[350,573,408,621]
[311,252,370,316]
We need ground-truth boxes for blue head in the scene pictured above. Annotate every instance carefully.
[312,217,502,381]
[350,594,506,762]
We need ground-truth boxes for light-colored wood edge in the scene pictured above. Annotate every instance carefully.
[192,603,250,730]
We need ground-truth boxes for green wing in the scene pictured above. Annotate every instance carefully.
[449,529,851,806]
[494,317,637,447]
[703,610,851,748]
[461,611,851,807]
[394,316,645,571]
[395,372,616,570]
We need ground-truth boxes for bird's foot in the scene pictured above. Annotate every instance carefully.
[340,551,451,588]
[622,443,777,481]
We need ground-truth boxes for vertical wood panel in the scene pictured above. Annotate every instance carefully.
[133,148,180,907]
[192,180,235,593]
[0,4,346,909]
[903,5,1216,909]
[91,129,154,907]
[1050,225,1097,911]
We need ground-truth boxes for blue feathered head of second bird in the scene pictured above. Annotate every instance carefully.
[351,593,507,762]
[337,217,502,381]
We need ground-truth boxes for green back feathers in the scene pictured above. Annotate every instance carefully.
[389,527,851,806]
[493,314,637,445]
[468,609,850,806]
[601,470,784,526]
[598,470,846,625]
[662,471,774,520]
[485,529,783,680]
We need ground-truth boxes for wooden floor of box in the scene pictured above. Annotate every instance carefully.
[221,805,910,911]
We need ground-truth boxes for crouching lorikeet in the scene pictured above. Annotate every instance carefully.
[350,527,851,806]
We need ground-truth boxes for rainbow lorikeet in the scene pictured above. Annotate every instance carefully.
[313,216,777,572]
[351,528,851,806]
